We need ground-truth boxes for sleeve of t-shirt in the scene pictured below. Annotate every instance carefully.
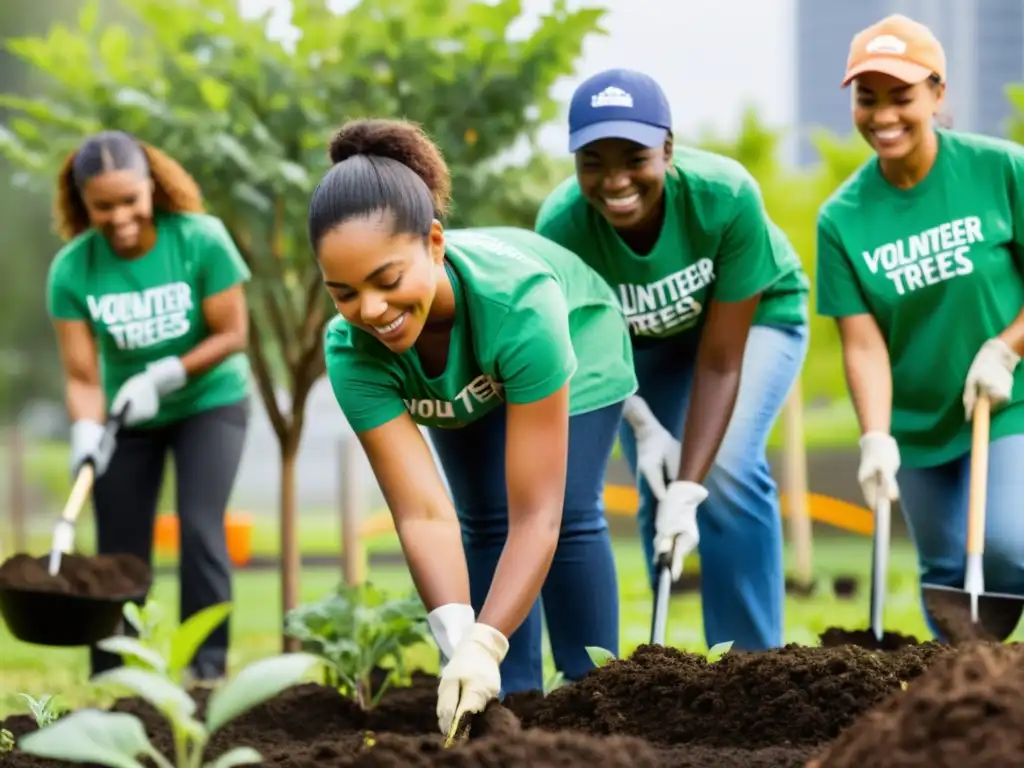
[46,253,87,321]
[197,216,252,297]
[325,333,407,433]
[493,276,578,406]
[711,176,785,303]
[815,213,870,317]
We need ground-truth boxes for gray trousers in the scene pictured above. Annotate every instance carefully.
[89,398,250,679]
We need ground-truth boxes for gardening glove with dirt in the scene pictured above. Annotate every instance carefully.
[427,603,476,667]
[111,356,188,426]
[436,622,508,736]
[622,395,680,501]
[857,431,900,509]
[69,419,117,478]
[653,480,707,581]
[963,337,1020,420]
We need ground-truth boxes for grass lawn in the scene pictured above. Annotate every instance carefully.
[5,528,1019,719]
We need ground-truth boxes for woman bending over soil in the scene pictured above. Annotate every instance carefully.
[817,14,1024,634]
[47,130,253,679]
[310,119,637,734]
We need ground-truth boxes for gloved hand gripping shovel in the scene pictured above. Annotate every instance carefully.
[921,394,1024,641]
[48,409,125,576]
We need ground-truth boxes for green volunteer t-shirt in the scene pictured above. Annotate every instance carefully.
[47,211,252,428]
[325,227,638,432]
[816,129,1024,468]
[534,146,808,345]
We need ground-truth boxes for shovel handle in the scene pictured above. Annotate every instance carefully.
[966,394,990,556]
[60,463,96,525]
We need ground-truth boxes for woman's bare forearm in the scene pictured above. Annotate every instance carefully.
[476,512,559,636]
[395,517,471,611]
[841,339,893,434]
[66,378,105,422]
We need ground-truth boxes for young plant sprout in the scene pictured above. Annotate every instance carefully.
[18,693,66,728]
[17,600,324,768]
[706,641,734,663]
[585,646,618,668]
[284,582,430,710]
[0,728,14,754]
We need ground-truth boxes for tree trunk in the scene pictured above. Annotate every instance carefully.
[280,433,301,652]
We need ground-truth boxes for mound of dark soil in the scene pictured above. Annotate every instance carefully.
[0,553,150,598]
[519,642,952,748]
[819,627,921,651]
[811,642,1024,767]
[0,643,961,767]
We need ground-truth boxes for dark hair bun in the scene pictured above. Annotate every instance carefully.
[328,119,451,215]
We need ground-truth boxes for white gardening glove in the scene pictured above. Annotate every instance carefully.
[654,480,707,581]
[111,356,187,426]
[427,603,476,666]
[436,622,508,736]
[622,396,680,501]
[857,431,900,509]
[963,338,1020,420]
[69,420,117,478]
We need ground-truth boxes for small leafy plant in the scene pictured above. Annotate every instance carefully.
[586,646,618,668]
[284,582,430,709]
[18,600,323,768]
[706,641,734,663]
[105,598,228,686]
[0,728,14,754]
[18,693,66,728]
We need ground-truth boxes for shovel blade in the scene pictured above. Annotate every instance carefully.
[650,565,672,646]
[921,584,1024,642]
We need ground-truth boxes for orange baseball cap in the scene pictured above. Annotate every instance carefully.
[842,14,946,88]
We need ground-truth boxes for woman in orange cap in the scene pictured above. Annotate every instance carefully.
[816,14,1024,632]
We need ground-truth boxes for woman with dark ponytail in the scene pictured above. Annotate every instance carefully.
[312,119,637,735]
[47,130,253,680]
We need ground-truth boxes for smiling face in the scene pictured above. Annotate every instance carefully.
[317,212,446,354]
[852,71,944,162]
[574,137,673,231]
[80,169,155,253]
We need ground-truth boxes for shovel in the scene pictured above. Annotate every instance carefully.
[921,394,1024,642]
[650,550,673,645]
[0,409,146,647]
[48,411,125,576]
[868,496,892,643]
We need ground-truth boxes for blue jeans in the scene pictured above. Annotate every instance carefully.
[428,401,623,694]
[619,322,809,651]
[898,433,1024,637]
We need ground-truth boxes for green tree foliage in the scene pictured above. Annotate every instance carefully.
[0,0,605,641]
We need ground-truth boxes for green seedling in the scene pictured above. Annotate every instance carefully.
[544,669,566,693]
[108,599,229,686]
[706,641,734,663]
[18,600,324,768]
[18,693,66,728]
[0,728,14,754]
[284,582,430,710]
[585,646,618,668]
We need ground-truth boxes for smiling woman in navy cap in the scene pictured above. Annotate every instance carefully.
[536,68,810,652]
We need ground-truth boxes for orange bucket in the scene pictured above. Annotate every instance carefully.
[153,512,253,567]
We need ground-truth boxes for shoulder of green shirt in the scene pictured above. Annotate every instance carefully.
[534,175,589,242]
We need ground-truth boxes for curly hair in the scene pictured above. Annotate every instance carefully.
[307,118,452,251]
[54,130,205,241]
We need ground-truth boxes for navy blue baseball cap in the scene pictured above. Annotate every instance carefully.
[568,68,672,152]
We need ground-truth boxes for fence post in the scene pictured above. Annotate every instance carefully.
[783,381,813,585]
[339,435,367,586]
